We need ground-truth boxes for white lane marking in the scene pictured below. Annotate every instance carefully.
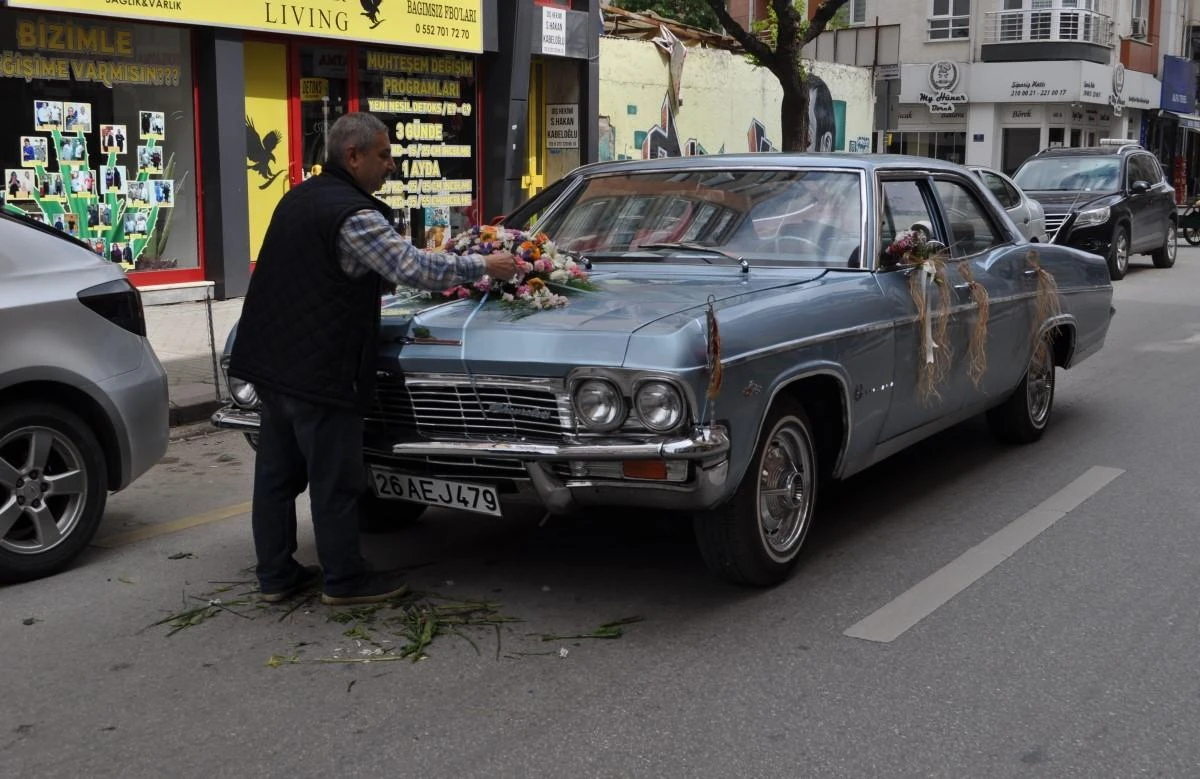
[843,466,1125,644]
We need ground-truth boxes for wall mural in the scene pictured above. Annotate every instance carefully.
[636,74,844,159]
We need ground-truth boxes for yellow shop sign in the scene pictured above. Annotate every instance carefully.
[299,77,328,101]
[6,0,484,54]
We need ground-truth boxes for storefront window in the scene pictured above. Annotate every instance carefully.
[0,13,197,273]
[298,45,350,175]
[358,47,478,249]
[885,130,966,163]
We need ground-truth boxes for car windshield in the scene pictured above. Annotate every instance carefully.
[535,168,864,268]
[1013,157,1120,193]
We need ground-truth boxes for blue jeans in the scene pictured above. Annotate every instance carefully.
[252,389,367,596]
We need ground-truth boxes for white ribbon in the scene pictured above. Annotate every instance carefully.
[920,261,937,364]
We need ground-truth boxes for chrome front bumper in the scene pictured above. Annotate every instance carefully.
[212,404,731,513]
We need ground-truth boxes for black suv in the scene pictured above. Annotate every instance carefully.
[1012,142,1176,280]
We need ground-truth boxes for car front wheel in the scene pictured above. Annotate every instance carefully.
[693,401,818,586]
[0,402,108,583]
[1107,223,1129,280]
[1151,219,1177,268]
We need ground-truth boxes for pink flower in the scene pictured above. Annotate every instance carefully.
[475,276,493,293]
[533,259,549,273]
[456,287,471,299]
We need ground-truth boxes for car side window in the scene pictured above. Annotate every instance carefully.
[1002,178,1022,208]
[1130,155,1157,187]
[980,171,1016,209]
[933,179,1004,256]
[880,179,942,253]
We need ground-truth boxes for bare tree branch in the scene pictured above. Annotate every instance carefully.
[803,0,851,46]
[704,0,777,68]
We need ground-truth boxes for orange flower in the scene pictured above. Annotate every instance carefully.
[527,278,546,291]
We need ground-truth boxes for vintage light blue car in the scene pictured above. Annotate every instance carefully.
[213,154,1114,586]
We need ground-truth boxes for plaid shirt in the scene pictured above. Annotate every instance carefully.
[336,209,485,290]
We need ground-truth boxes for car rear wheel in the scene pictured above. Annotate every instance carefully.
[987,334,1056,444]
[693,401,817,586]
[1107,224,1129,280]
[0,403,108,583]
[1151,219,1177,268]
[359,492,427,533]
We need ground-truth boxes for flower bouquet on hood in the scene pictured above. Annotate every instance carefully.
[441,224,595,316]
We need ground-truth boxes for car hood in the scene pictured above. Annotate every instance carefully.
[1023,190,1117,214]
[380,267,827,375]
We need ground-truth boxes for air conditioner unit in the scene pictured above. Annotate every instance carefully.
[1131,17,1148,38]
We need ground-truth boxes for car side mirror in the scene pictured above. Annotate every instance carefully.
[1130,180,1151,194]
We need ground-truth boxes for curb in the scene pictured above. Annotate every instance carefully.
[169,398,224,428]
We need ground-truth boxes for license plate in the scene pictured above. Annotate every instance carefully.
[369,466,501,517]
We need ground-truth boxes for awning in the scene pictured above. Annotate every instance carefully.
[1163,110,1200,131]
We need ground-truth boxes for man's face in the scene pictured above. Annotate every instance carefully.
[346,130,396,194]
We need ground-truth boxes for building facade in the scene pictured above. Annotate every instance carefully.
[860,0,1194,180]
[0,0,601,298]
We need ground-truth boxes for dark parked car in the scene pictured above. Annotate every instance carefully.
[1012,141,1176,280]
[0,212,169,582]
[214,154,1114,587]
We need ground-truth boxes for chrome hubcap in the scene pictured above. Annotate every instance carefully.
[756,420,815,561]
[0,427,88,555]
[1026,345,1055,428]
[1167,224,1177,261]
[1115,234,1128,273]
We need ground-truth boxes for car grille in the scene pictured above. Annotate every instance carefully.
[366,373,570,441]
[1044,213,1069,239]
[365,449,530,483]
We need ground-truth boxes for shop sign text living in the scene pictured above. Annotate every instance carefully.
[6,0,484,53]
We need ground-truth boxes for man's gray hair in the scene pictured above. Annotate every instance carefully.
[326,112,388,165]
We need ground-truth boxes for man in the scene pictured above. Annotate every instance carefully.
[229,112,517,606]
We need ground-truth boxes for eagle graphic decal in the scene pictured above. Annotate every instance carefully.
[246,116,284,190]
[361,0,385,29]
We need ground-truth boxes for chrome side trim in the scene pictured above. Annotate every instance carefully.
[211,407,260,430]
[722,320,893,369]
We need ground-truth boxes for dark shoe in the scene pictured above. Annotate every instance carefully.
[320,571,409,606]
[259,564,322,604]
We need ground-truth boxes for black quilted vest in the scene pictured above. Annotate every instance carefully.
[229,166,393,410]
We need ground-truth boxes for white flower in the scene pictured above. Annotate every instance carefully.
[502,292,514,302]
[549,269,568,283]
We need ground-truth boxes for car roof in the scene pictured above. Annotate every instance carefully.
[1032,146,1143,159]
[566,152,975,177]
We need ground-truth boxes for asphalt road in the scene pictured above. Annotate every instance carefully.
[4,249,1200,778]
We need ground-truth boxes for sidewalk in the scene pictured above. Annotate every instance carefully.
[143,296,244,427]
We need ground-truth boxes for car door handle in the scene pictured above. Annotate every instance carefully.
[1023,268,1038,277]
[953,282,972,291]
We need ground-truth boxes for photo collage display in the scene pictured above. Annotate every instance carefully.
[6,101,176,267]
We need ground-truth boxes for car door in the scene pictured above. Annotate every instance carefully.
[1125,154,1155,251]
[931,175,1030,404]
[1142,154,1174,248]
[874,175,969,442]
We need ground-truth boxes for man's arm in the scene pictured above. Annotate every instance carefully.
[337,209,514,290]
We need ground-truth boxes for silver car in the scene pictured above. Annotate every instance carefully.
[970,165,1048,243]
[214,154,1113,587]
[0,213,169,582]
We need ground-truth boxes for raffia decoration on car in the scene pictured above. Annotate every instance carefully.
[1026,249,1061,364]
[956,263,991,389]
[907,253,952,403]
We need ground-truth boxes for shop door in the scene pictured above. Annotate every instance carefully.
[522,59,547,201]
[244,41,293,264]
[1001,128,1041,175]
[294,45,352,179]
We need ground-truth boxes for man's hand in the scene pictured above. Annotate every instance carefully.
[483,251,518,281]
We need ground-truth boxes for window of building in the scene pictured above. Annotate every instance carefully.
[851,0,868,25]
[358,48,479,250]
[929,0,970,40]
[1130,0,1147,37]
[885,131,966,164]
[1,12,197,274]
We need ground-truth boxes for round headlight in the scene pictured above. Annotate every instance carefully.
[573,379,626,431]
[229,377,259,408]
[634,381,684,432]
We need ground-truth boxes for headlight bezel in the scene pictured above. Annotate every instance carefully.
[228,376,259,408]
[572,378,627,432]
[632,379,685,433]
[568,369,694,434]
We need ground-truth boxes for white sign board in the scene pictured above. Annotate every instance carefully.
[546,104,579,149]
[542,7,567,57]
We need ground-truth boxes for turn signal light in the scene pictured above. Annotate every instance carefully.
[622,460,669,480]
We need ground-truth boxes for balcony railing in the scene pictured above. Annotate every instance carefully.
[982,8,1114,46]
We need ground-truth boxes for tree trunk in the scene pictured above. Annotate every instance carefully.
[780,81,810,152]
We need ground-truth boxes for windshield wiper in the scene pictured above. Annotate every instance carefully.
[634,242,750,273]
